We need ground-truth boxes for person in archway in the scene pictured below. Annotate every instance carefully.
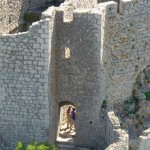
[70,107,76,130]
[66,105,71,128]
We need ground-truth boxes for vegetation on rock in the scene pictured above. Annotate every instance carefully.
[144,91,150,101]
[123,97,139,117]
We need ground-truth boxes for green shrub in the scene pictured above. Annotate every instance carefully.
[15,141,57,150]
[15,142,26,150]
[26,145,36,150]
[50,145,57,150]
[37,144,48,150]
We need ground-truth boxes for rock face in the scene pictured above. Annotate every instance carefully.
[0,0,149,149]
[0,0,52,34]
[139,129,150,150]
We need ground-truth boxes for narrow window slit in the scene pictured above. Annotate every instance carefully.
[65,47,70,59]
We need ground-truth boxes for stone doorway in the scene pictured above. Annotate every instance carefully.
[56,101,76,144]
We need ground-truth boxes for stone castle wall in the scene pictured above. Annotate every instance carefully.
[0,0,149,149]
[0,0,51,34]
[98,0,150,106]
[0,17,55,149]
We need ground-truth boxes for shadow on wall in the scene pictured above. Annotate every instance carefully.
[97,0,120,4]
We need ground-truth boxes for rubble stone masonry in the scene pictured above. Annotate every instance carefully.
[0,0,149,149]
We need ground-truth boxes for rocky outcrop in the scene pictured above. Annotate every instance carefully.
[139,128,150,150]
